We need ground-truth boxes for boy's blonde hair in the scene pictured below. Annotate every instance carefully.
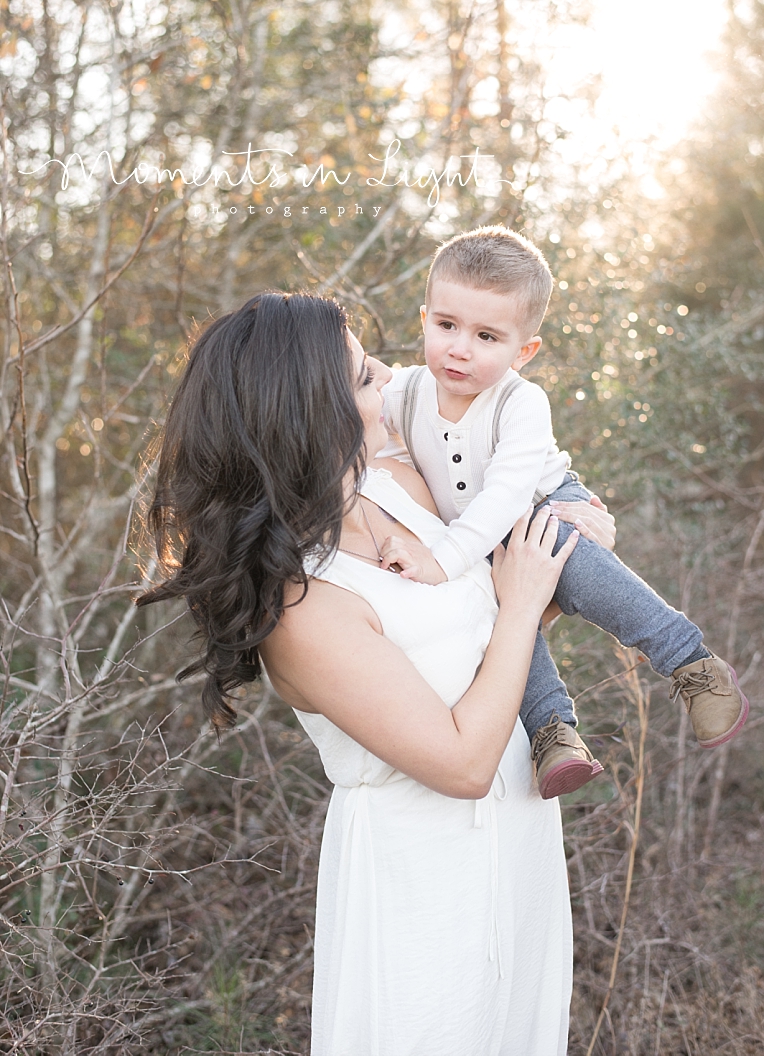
[426,225,553,338]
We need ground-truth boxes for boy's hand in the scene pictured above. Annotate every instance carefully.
[380,535,448,585]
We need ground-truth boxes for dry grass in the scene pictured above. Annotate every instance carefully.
[2,588,762,1055]
[6,652,762,1055]
[565,683,764,1056]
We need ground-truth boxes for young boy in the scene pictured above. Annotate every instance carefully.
[379,226,749,799]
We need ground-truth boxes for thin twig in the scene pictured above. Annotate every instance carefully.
[585,653,650,1056]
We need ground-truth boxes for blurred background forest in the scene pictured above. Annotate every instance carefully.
[1,0,763,1052]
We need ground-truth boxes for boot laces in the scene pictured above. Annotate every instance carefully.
[531,713,567,761]
[670,668,714,706]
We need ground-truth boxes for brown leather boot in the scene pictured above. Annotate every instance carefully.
[669,652,749,748]
[531,715,604,800]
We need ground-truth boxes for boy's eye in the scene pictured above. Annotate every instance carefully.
[438,320,455,330]
[363,367,375,386]
[478,332,496,342]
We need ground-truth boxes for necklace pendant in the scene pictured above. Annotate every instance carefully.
[339,499,404,574]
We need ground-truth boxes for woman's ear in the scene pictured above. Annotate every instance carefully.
[511,337,542,371]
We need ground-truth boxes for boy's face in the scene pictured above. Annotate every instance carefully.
[421,279,542,403]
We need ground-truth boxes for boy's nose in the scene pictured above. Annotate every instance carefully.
[449,341,471,360]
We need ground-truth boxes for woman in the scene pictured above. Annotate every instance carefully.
[139,292,616,1055]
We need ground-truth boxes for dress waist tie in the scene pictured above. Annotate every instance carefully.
[473,767,508,979]
[330,781,380,1056]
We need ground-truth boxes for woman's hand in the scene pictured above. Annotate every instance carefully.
[547,494,616,550]
[491,506,579,617]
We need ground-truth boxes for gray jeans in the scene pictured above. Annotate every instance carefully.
[507,475,704,741]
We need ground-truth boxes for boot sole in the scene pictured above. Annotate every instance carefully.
[538,758,605,800]
[697,666,750,749]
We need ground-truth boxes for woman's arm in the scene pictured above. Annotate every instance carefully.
[261,508,578,800]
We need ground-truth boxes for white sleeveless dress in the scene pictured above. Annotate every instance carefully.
[296,467,572,1056]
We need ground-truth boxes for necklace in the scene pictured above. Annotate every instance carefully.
[338,500,402,573]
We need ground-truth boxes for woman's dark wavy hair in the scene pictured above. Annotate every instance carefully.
[137,291,366,729]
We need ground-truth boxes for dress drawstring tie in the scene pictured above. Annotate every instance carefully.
[473,767,508,978]
[331,782,381,1055]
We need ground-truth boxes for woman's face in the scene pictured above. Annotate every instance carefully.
[348,330,392,460]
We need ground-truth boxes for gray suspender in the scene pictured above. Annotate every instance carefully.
[400,366,427,477]
[490,375,524,451]
[399,369,550,505]
[488,379,549,505]
[401,369,526,461]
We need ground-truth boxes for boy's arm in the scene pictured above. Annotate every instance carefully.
[429,383,563,581]
[377,367,416,468]
[373,456,449,583]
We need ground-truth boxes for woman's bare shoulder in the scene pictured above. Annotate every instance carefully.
[270,576,381,639]
[371,457,440,516]
[261,577,380,662]
[260,575,382,712]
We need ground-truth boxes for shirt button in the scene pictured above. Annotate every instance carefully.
[456,481,466,491]
[443,432,449,441]
[452,453,462,463]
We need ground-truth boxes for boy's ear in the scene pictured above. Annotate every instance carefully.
[511,336,542,371]
[420,304,427,330]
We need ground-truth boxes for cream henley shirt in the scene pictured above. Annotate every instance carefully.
[379,365,571,581]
